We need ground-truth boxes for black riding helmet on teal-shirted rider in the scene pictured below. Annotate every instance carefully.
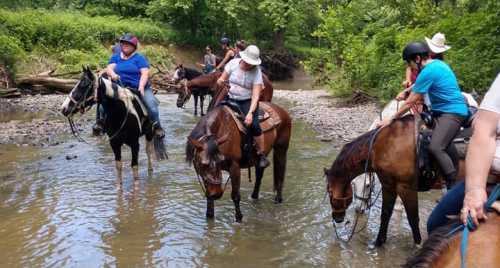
[220,37,230,45]
[402,41,430,63]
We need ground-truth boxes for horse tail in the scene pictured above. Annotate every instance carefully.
[153,135,168,160]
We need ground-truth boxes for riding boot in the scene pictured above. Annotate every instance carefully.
[255,135,270,168]
[152,121,165,138]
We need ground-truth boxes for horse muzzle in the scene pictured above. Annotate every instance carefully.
[332,212,346,223]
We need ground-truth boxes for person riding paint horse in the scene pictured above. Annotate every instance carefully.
[197,45,217,74]
[215,37,236,71]
[103,33,164,137]
[216,45,270,168]
[426,74,500,234]
[379,41,468,188]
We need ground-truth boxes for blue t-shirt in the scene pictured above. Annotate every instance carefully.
[412,60,468,117]
[108,53,149,89]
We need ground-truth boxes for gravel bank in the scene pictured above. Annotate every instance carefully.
[274,89,380,147]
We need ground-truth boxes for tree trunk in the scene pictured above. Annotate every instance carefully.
[15,76,78,92]
[272,29,286,51]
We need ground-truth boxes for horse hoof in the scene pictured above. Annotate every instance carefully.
[235,214,243,223]
[274,196,283,204]
[251,193,259,199]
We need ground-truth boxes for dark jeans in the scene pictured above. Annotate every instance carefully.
[427,181,465,234]
[429,113,466,176]
[226,97,262,136]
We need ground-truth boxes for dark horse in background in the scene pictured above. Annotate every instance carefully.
[61,67,167,183]
[185,102,291,222]
[324,115,470,246]
[172,64,212,116]
[172,66,274,114]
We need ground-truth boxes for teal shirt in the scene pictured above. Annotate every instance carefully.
[412,60,468,117]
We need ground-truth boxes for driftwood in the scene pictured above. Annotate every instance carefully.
[16,75,78,92]
[0,88,22,98]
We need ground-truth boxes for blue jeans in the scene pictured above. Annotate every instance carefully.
[142,88,160,126]
[427,181,464,234]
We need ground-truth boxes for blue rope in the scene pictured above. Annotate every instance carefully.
[453,183,500,268]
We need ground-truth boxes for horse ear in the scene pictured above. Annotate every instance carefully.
[216,134,229,145]
[188,137,204,149]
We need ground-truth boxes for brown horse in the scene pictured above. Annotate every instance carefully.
[403,211,500,268]
[324,115,467,246]
[186,102,291,222]
[173,70,274,111]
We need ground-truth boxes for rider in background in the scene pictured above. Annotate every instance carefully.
[215,37,235,71]
[397,33,451,102]
[105,33,164,137]
[460,74,500,227]
[379,41,468,189]
[234,40,247,59]
[197,45,216,74]
[216,45,270,168]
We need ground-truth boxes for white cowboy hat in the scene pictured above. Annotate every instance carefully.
[240,45,262,65]
[425,32,451,54]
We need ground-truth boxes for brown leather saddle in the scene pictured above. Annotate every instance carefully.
[222,101,281,134]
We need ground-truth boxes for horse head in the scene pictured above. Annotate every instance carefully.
[60,66,97,117]
[187,133,229,200]
[176,79,192,108]
[172,64,185,83]
[324,167,353,223]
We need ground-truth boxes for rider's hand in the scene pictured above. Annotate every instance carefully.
[461,188,488,226]
[377,117,393,128]
[244,112,253,127]
[402,80,412,89]
[216,78,225,87]
[111,73,120,81]
[396,89,409,101]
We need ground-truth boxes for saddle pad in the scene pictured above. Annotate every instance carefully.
[223,102,281,134]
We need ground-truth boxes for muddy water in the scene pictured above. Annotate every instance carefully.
[0,95,440,267]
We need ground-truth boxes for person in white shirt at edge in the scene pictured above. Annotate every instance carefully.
[427,74,500,233]
[216,45,270,168]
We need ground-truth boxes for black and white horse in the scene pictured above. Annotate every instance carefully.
[172,64,211,116]
[61,67,167,182]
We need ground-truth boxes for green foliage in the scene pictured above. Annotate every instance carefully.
[305,0,500,101]
[0,9,174,75]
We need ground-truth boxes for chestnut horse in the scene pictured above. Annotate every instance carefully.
[324,115,467,246]
[186,102,291,222]
[173,70,274,112]
[403,211,500,268]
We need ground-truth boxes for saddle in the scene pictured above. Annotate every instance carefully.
[222,101,281,134]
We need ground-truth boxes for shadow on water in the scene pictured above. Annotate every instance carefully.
[0,95,440,267]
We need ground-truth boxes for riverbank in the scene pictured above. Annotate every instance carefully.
[0,95,93,146]
[274,89,379,147]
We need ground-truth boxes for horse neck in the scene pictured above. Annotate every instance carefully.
[185,68,202,80]
[187,71,221,90]
[330,136,374,183]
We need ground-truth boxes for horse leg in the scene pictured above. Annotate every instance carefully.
[398,186,422,244]
[131,140,140,180]
[230,164,243,222]
[251,166,264,200]
[193,95,198,116]
[145,138,154,173]
[273,146,288,204]
[200,95,205,116]
[206,198,215,219]
[375,185,397,246]
[111,142,123,183]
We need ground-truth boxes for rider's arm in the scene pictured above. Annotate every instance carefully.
[249,84,263,114]
[216,50,234,70]
[216,71,229,86]
[138,68,149,95]
[393,92,423,118]
[106,63,119,80]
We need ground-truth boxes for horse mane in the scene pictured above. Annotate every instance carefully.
[184,67,202,80]
[326,114,415,180]
[402,221,461,268]
[185,106,224,164]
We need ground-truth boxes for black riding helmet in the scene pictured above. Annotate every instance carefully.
[402,42,429,62]
[220,37,230,45]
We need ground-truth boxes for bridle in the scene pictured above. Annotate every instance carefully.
[178,79,192,107]
[66,75,98,143]
[330,195,354,213]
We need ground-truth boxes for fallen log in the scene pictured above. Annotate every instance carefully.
[15,76,78,93]
[0,88,21,98]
